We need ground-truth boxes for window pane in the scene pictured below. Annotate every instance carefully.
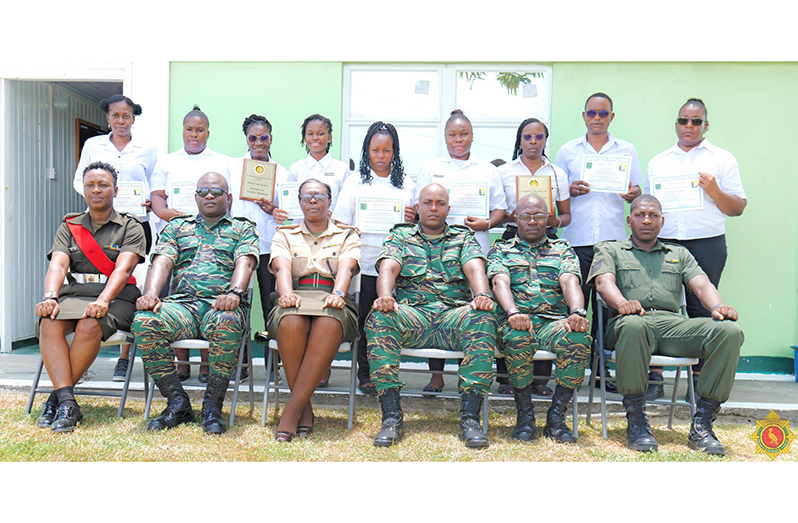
[456,71,549,121]
[349,70,440,120]
[470,126,521,165]
[347,125,439,182]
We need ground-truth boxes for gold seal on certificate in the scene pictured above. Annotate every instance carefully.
[516,175,554,214]
[447,182,489,219]
[581,155,632,193]
[650,174,704,212]
[356,197,403,234]
[115,181,147,217]
[239,159,277,202]
[168,181,199,216]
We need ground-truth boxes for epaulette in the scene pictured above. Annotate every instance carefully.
[232,216,257,226]
[63,211,84,221]
[276,223,300,231]
[388,222,416,232]
[449,224,474,234]
[338,224,360,236]
[117,212,142,223]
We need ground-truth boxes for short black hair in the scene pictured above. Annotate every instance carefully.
[242,114,272,135]
[298,178,332,200]
[183,105,209,127]
[630,194,662,213]
[585,92,613,111]
[681,98,708,120]
[83,161,118,185]
[99,94,142,116]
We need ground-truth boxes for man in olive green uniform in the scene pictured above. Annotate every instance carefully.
[367,183,497,448]
[488,195,590,443]
[133,172,259,435]
[589,194,743,454]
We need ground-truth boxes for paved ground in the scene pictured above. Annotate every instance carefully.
[3,343,797,425]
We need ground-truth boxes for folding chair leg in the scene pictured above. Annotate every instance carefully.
[229,339,245,427]
[687,367,697,417]
[667,366,682,429]
[586,351,598,426]
[482,393,489,435]
[144,374,155,421]
[247,339,254,417]
[572,392,579,439]
[347,340,358,431]
[118,341,137,418]
[261,349,273,426]
[26,356,45,414]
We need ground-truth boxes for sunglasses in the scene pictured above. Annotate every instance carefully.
[298,193,329,203]
[677,117,705,126]
[522,133,546,142]
[247,134,271,143]
[517,212,548,223]
[195,187,227,198]
[585,110,611,119]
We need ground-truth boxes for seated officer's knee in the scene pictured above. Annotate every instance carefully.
[715,320,745,347]
[75,317,103,339]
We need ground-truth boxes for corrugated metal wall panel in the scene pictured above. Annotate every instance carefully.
[4,81,106,345]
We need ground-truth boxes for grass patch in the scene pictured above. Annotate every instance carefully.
[1,394,793,462]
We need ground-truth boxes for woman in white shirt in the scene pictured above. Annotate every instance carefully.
[416,109,507,392]
[229,114,289,370]
[73,94,157,381]
[288,114,352,214]
[150,106,232,382]
[331,121,417,395]
[500,118,571,240]
[645,98,747,396]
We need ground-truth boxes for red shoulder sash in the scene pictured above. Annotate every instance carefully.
[66,217,136,285]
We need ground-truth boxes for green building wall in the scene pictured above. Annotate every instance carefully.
[169,61,797,373]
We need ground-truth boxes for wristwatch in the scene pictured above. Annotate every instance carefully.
[332,290,345,298]
[569,308,587,318]
[227,286,244,298]
[42,291,58,301]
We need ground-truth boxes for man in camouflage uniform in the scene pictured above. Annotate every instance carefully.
[367,183,497,448]
[133,172,259,435]
[488,194,590,443]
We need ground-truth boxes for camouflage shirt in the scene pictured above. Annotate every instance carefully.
[487,236,580,319]
[377,223,484,308]
[153,214,259,303]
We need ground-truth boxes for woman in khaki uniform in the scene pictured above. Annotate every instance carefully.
[34,161,146,432]
[268,178,360,441]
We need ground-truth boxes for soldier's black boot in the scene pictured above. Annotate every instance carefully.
[373,387,404,447]
[148,372,196,431]
[543,385,577,443]
[622,393,658,452]
[459,392,489,448]
[201,373,229,435]
[512,384,537,442]
[688,397,726,455]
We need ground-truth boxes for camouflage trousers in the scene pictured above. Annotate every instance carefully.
[499,317,591,390]
[367,303,497,395]
[132,300,248,381]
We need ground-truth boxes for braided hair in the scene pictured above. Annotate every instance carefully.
[300,114,333,153]
[681,97,708,121]
[242,114,272,134]
[358,121,406,189]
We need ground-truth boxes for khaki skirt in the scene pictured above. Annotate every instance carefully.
[267,289,358,343]
[36,294,138,342]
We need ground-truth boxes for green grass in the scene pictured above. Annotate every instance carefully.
[1,393,793,462]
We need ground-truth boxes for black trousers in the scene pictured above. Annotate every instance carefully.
[356,275,379,384]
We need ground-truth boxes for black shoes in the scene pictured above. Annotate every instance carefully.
[374,388,404,447]
[51,403,84,433]
[593,368,618,394]
[37,401,58,428]
[511,385,537,442]
[543,385,577,444]
[459,392,489,448]
[644,371,665,402]
[622,393,658,452]
[201,373,230,435]
[688,397,726,455]
[148,373,196,431]
[112,358,129,382]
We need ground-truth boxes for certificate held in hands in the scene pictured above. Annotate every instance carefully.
[650,174,704,212]
[240,159,277,202]
[580,155,631,193]
[516,175,554,214]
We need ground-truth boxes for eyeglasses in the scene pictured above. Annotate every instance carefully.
[298,193,329,203]
[195,187,227,198]
[247,134,271,143]
[585,110,611,119]
[517,212,548,223]
[522,133,546,142]
[676,117,705,126]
